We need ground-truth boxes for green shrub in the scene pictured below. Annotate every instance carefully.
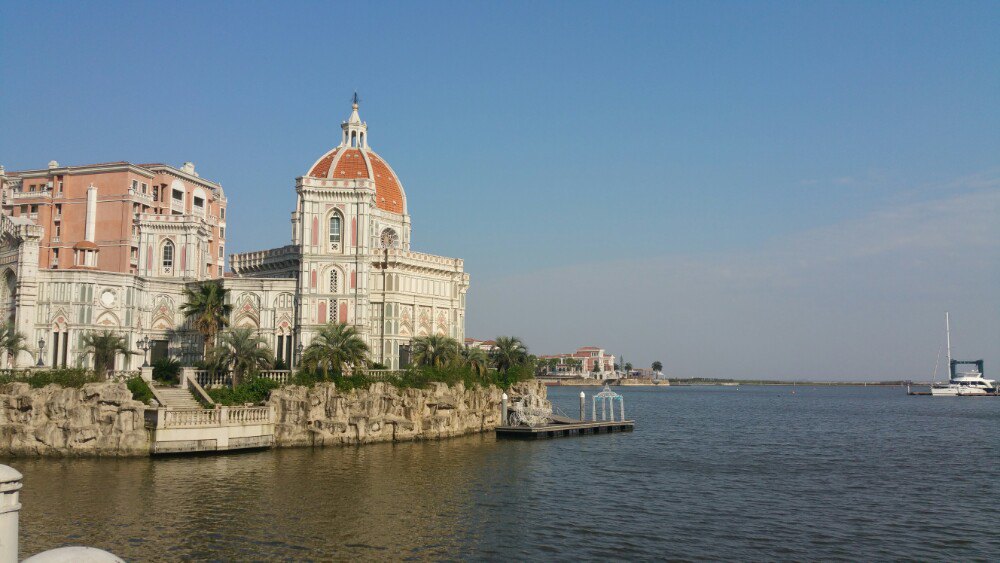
[126,377,154,404]
[152,357,181,385]
[285,362,535,393]
[206,377,280,406]
[0,368,101,388]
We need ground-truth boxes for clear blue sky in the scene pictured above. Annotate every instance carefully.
[2,1,997,378]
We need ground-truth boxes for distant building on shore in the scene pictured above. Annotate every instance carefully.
[538,346,616,380]
[464,337,496,352]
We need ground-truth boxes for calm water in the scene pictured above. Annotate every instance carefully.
[10,386,1000,561]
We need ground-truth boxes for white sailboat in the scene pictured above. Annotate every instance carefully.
[931,313,996,396]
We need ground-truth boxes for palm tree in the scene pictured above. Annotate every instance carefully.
[0,322,29,368]
[80,330,133,377]
[490,336,528,373]
[624,362,634,375]
[211,328,273,387]
[411,335,461,368]
[460,345,490,377]
[180,281,232,358]
[301,322,370,380]
[652,361,663,374]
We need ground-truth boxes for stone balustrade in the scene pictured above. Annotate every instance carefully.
[373,248,464,270]
[257,370,290,384]
[227,406,271,425]
[229,245,299,273]
[366,369,407,382]
[106,370,140,381]
[194,370,231,388]
[163,408,220,428]
[157,406,274,429]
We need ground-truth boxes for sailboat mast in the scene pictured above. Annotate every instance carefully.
[945,312,952,377]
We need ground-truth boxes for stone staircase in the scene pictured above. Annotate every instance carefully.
[153,386,203,409]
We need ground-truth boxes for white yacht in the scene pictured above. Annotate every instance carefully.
[930,313,996,396]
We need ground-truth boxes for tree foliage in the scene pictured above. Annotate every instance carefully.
[411,335,461,368]
[80,330,133,377]
[301,322,370,379]
[490,336,529,373]
[210,328,273,387]
[460,345,490,377]
[652,361,663,373]
[180,281,232,357]
[0,322,29,368]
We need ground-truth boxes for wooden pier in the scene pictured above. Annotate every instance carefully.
[496,419,634,439]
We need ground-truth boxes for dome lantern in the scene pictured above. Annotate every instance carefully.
[341,92,368,149]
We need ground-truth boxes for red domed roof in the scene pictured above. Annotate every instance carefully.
[306,147,405,214]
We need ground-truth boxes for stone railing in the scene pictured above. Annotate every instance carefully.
[373,248,464,270]
[226,406,271,425]
[156,405,274,429]
[163,409,220,428]
[106,370,140,381]
[366,369,406,382]
[9,189,51,200]
[258,370,291,384]
[0,369,32,381]
[230,244,299,274]
[183,371,216,407]
[194,370,231,388]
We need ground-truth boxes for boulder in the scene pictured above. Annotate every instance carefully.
[0,381,150,457]
[268,379,549,447]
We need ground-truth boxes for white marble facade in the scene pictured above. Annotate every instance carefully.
[230,101,469,368]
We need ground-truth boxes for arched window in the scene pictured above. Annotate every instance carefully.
[329,269,339,293]
[329,214,342,248]
[162,241,174,270]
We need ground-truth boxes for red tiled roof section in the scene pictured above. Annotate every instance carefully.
[333,149,369,179]
[308,149,339,178]
[367,152,404,214]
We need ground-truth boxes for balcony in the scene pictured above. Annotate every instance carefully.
[127,187,154,204]
[170,198,185,213]
[10,190,51,200]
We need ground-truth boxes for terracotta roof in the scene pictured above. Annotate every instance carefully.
[334,149,369,178]
[306,147,405,215]
[73,240,98,250]
[367,152,404,214]
[308,149,338,178]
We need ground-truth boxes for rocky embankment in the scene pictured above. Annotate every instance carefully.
[0,379,550,455]
[269,380,549,447]
[0,382,149,457]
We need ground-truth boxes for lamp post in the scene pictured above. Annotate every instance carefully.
[135,335,151,367]
[36,337,45,367]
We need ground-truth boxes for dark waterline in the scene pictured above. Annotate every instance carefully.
[10,386,1000,560]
